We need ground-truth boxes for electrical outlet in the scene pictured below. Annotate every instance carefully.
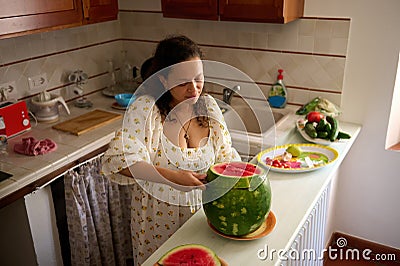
[28,73,48,92]
[0,81,17,101]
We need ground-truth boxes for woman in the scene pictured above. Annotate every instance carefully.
[102,35,240,265]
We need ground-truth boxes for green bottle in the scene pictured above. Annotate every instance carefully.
[268,69,287,108]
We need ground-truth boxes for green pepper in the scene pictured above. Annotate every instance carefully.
[296,97,321,115]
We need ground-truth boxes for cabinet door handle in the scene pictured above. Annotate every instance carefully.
[82,0,90,19]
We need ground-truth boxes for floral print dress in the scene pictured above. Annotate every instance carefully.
[101,94,240,265]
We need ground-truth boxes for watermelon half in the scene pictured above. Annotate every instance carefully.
[157,244,221,266]
[203,162,272,236]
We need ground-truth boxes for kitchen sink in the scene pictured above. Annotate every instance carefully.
[221,102,289,136]
[218,101,290,158]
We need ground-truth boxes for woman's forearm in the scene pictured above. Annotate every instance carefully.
[120,161,206,189]
[120,161,174,184]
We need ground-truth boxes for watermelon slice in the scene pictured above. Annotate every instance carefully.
[157,244,221,266]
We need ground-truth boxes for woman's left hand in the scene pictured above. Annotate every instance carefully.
[168,170,206,190]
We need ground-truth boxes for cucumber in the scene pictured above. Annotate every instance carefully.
[337,131,351,139]
[324,123,332,134]
[326,116,338,142]
[305,123,318,138]
[316,119,327,131]
[317,131,329,139]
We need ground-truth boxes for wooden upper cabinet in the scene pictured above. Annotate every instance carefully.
[0,0,118,39]
[0,0,82,39]
[161,0,304,24]
[220,0,304,23]
[83,0,118,24]
[161,0,218,20]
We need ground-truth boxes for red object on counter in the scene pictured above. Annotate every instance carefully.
[0,116,6,145]
[14,137,57,156]
[0,101,31,137]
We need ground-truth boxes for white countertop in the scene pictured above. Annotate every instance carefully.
[0,92,122,200]
[142,120,361,266]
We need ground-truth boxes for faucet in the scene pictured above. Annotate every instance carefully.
[223,85,240,105]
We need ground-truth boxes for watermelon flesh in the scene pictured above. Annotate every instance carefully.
[158,244,221,266]
[203,162,272,236]
[213,161,262,177]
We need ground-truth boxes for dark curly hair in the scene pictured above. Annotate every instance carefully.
[145,35,209,127]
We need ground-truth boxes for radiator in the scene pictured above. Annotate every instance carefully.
[281,185,330,266]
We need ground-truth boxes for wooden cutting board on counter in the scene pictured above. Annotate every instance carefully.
[52,109,122,135]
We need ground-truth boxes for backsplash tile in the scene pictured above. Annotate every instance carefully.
[0,0,349,109]
[0,20,122,102]
[118,8,349,106]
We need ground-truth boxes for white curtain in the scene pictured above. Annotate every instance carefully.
[64,155,132,265]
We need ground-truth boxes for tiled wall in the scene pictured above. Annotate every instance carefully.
[0,0,350,107]
[120,0,350,106]
[0,21,122,102]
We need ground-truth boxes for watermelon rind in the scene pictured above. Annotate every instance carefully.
[158,244,221,266]
[203,162,272,236]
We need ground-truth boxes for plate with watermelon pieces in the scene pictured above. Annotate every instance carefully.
[257,143,339,173]
[154,243,228,266]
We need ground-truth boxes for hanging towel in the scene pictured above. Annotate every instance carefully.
[14,137,57,156]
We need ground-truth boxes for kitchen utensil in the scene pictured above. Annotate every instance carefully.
[114,93,135,107]
[38,90,51,102]
[68,70,92,108]
[31,93,70,123]
[52,109,121,135]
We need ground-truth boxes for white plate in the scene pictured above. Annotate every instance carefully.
[257,143,339,173]
[296,119,347,146]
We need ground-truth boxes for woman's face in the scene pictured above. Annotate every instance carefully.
[160,57,204,106]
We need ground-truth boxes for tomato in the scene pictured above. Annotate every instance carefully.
[272,159,282,168]
[307,111,324,123]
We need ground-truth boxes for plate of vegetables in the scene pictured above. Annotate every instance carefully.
[257,144,339,173]
[296,111,351,145]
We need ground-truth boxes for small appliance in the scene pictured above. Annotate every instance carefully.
[0,100,31,137]
[31,92,70,122]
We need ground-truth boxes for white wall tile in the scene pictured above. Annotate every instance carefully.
[0,7,349,108]
[298,35,314,52]
[299,19,316,36]
[315,20,333,39]
[0,38,16,65]
[332,20,350,38]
